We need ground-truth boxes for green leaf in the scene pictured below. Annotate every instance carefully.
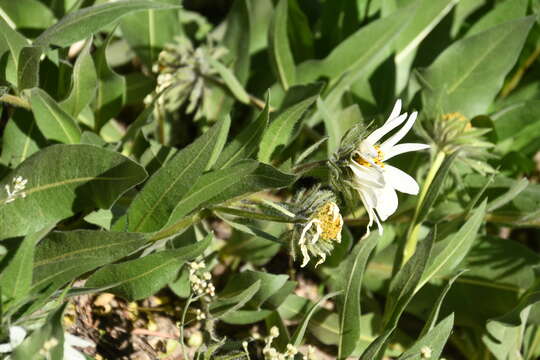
[1,110,47,167]
[32,230,148,293]
[291,291,341,347]
[258,83,322,163]
[34,0,181,48]
[493,101,540,156]
[0,227,52,306]
[0,144,147,239]
[119,0,180,68]
[17,46,41,91]
[208,57,250,104]
[418,200,486,290]
[86,234,212,301]
[217,97,269,169]
[92,33,126,131]
[268,0,296,90]
[421,16,535,117]
[61,39,97,117]
[0,17,28,86]
[466,0,528,37]
[396,314,454,360]
[209,281,261,319]
[336,232,378,359]
[116,118,230,233]
[220,270,289,309]
[163,160,296,230]
[28,87,82,144]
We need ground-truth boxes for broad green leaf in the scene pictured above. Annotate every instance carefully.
[33,0,181,48]
[0,144,147,239]
[467,0,528,37]
[1,110,46,167]
[396,314,454,360]
[11,303,67,360]
[164,160,296,230]
[119,0,180,68]
[208,57,250,104]
[61,39,97,117]
[221,309,273,325]
[493,101,540,156]
[217,97,269,168]
[32,230,149,293]
[220,270,289,309]
[116,118,230,233]
[92,33,126,131]
[86,234,212,301]
[421,16,535,118]
[291,291,341,347]
[418,201,486,290]
[28,87,82,144]
[0,0,55,31]
[17,46,41,91]
[0,17,28,86]
[268,0,295,90]
[0,227,51,307]
[336,232,378,359]
[210,281,261,319]
[258,83,322,163]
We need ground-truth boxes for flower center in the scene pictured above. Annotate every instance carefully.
[353,145,385,168]
[313,202,343,240]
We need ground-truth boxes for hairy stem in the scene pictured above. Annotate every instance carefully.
[0,94,31,110]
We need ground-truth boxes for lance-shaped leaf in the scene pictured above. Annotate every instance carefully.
[336,233,378,359]
[217,97,269,168]
[268,0,296,90]
[0,144,147,239]
[0,227,52,307]
[33,0,181,48]
[208,57,250,104]
[61,39,97,117]
[119,0,180,68]
[258,83,322,163]
[86,234,212,301]
[28,87,82,144]
[396,314,454,360]
[164,160,296,230]
[17,46,41,91]
[1,110,47,167]
[32,230,149,293]
[0,17,29,86]
[116,118,230,233]
[210,281,261,319]
[421,16,535,118]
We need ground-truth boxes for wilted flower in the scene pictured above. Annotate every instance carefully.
[331,100,429,235]
[287,187,343,268]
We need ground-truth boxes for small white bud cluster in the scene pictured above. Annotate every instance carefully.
[5,176,27,203]
[262,327,302,360]
[188,261,215,298]
[195,308,206,321]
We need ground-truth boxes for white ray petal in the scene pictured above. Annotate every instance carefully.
[349,163,385,188]
[384,165,420,195]
[383,143,430,161]
[374,185,398,221]
[386,99,402,123]
[365,113,408,145]
[380,111,418,151]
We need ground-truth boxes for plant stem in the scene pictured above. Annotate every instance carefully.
[402,150,446,265]
[292,160,327,174]
[0,94,31,110]
[179,294,194,360]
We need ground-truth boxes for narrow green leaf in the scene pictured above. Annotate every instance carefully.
[17,46,41,91]
[29,88,82,144]
[418,201,486,290]
[421,16,535,117]
[61,39,97,117]
[268,0,296,90]
[1,110,46,167]
[0,227,52,306]
[0,144,147,239]
[164,160,296,229]
[210,281,261,319]
[337,233,378,359]
[34,0,181,48]
[467,0,528,36]
[119,0,180,68]
[0,17,29,86]
[291,291,341,347]
[217,97,269,168]
[396,314,454,360]
[116,118,230,233]
[258,83,322,163]
[208,57,250,104]
[86,234,212,301]
[487,178,528,212]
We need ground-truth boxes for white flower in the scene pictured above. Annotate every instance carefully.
[349,99,429,235]
[4,176,28,204]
